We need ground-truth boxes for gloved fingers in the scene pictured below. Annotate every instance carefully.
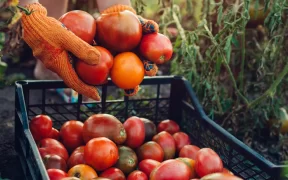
[124,85,140,97]
[143,59,158,76]
[58,25,100,66]
[138,16,159,34]
[49,52,101,101]
[101,4,136,14]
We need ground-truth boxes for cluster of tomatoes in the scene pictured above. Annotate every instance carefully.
[58,9,173,90]
[29,114,243,180]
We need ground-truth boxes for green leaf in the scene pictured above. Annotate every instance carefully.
[232,32,240,48]
[217,5,223,25]
[224,35,232,63]
[215,56,222,75]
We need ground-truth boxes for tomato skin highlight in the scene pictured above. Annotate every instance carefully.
[139,33,173,64]
[96,10,142,53]
[59,10,96,44]
[75,46,114,86]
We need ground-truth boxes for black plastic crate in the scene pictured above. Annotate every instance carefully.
[14,76,286,180]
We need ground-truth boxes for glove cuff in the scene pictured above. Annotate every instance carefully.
[101,4,136,14]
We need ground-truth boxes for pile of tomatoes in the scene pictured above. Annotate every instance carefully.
[29,114,243,180]
[58,9,173,90]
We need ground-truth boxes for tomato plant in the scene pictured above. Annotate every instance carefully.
[157,120,180,134]
[137,141,164,162]
[173,132,191,152]
[67,164,98,179]
[123,116,145,148]
[99,167,126,180]
[152,131,176,160]
[150,159,191,180]
[127,170,148,180]
[82,114,126,144]
[59,120,85,153]
[195,148,223,177]
[179,145,200,160]
[138,159,161,177]
[139,33,173,64]
[29,115,52,142]
[59,10,96,44]
[67,146,86,169]
[110,52,144,89]
[96,10,142,53]
[75,46,113,85]
[43,154,67,172]
[84,137,119,171]
[38,138,69,162]
[47,169,68,180]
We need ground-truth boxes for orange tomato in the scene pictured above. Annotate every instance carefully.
[110,52,144,89]
[67,164,98,180]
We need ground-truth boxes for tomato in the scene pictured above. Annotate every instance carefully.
[93,178,111,180]
[60,120,85,153]
[114,146,138,175]
[47,169,68,180]
[195,148,223,177]
[179,145,200,160]
[140,118,157,142]
[139,33,173,64]
[67,146,86,169]
[150,159,191,180]
[61,178,81,180]
[201,172,243,180]
[82,114,127,144]
[157,120,180,134]
[99,167,126,180]
[127,170,148,180]
[123,116,145,148]
[84,137,119,171]
[152,131,176,160]
[110,52,144,89]
[59,10,96,44]
[68,164,98,180]
[29,115,52,142]
[47,128,60,141]
[43,154,67,172]
[75,46,113,85]
[137,141,164,162]
[222,168,234,175]
[176,157,196,179]
[173,132,191,153]
[38,138,69,162]
[96,10,142,53]
[138,159,161,177]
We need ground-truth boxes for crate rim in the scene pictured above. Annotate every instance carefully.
[14,75,286,173]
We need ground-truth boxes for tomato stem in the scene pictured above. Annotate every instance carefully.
[16,5,34,15]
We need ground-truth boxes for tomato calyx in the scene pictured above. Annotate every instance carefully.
[74,172,81,178]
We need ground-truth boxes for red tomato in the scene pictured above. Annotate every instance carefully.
[157,120,180,134]
[201,172,243,180]
[179,145,200,160]
[67,146,86,169]
[152,131,176,160]
[60,120,85,153]
[223,168,234,175]
[195,148,223,177]
[137,141,164,162]
[139,33,173,64]
[68,164,98,179]
[150,159,191,180]
[138,159,161,177]
[59,10,96,44]
[47,169,68,180]
[38,138,69,162]
[127,170,148,180]
[47,128,60,140]
[123,116,145,148]
[29,115,52,142]
[96,10,142,53]
[173,132,191,152]
[75,46,113,85]
[43,154,67,172]
[140,118,157,142]
[99,167,126,180]
[84,137,119,171]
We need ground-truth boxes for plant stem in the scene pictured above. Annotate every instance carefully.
[249,59,288,108]
[16,5,33,15]
[172,8,186,41]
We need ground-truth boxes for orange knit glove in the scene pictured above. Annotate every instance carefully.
[101,5,159,96]
[19,3,101,101]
